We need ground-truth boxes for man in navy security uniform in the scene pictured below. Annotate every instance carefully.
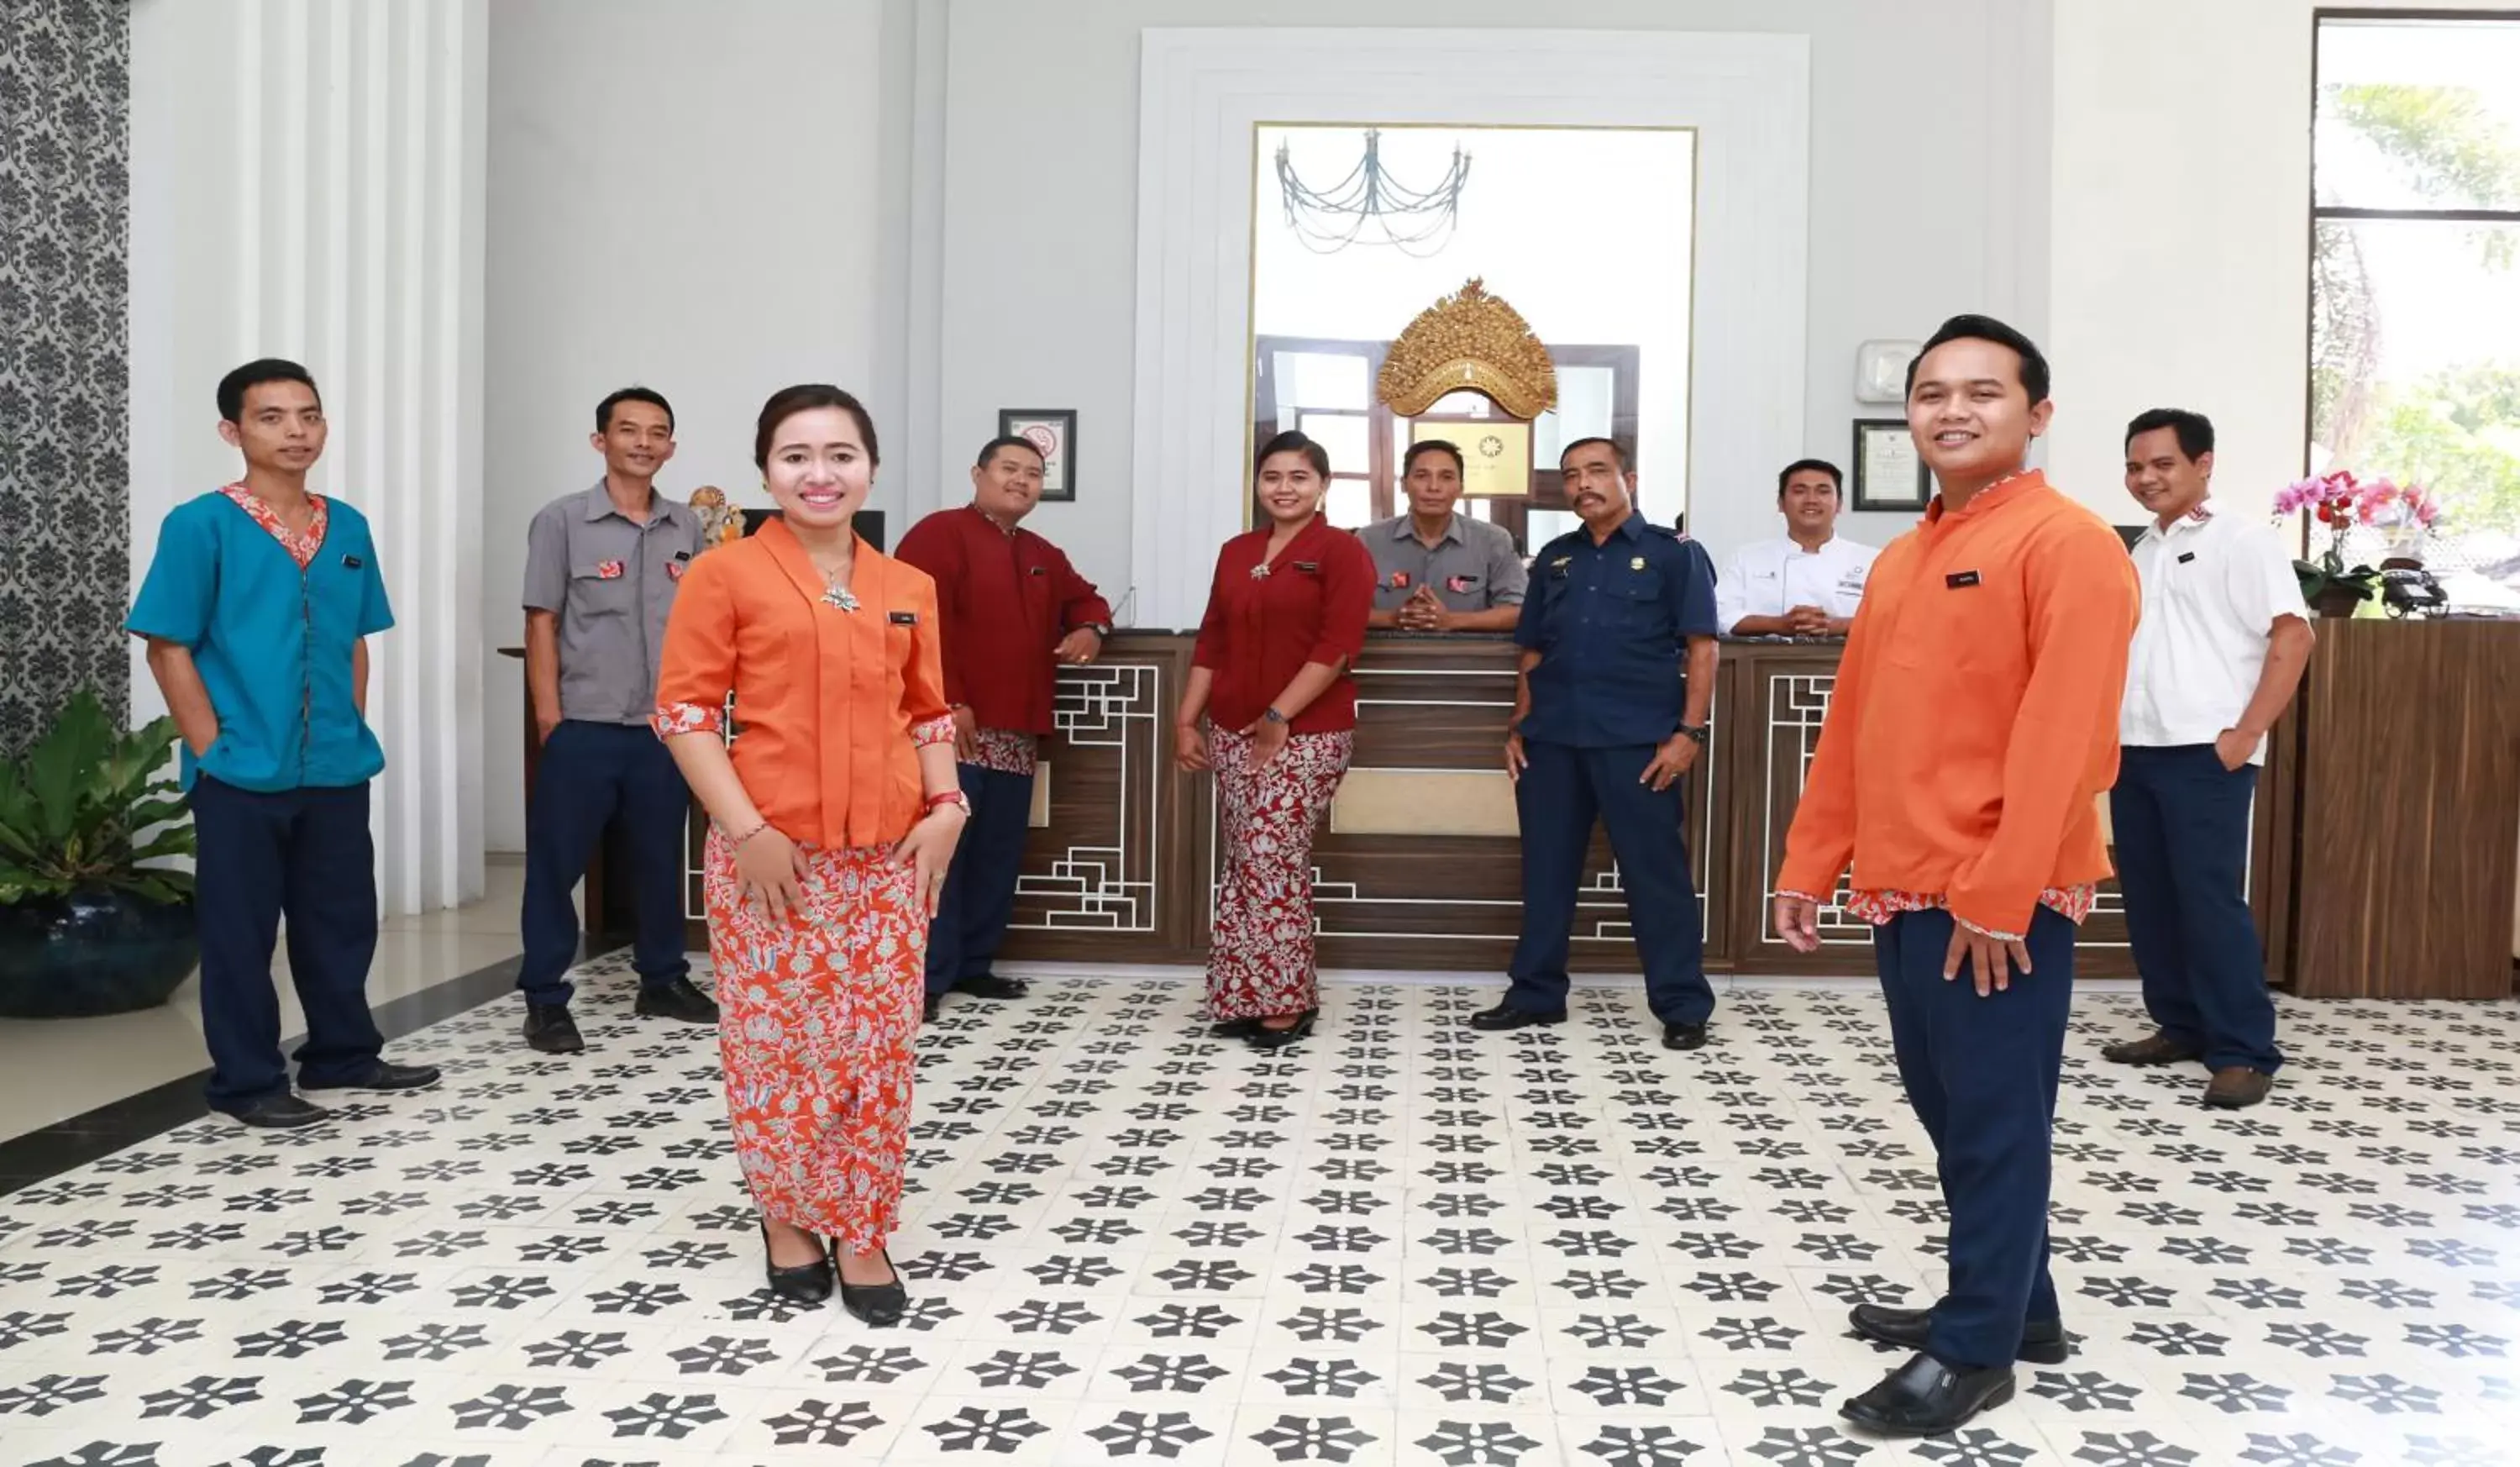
[1477,436,1722,1049]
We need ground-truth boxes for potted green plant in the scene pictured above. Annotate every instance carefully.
[0,689,200,1017]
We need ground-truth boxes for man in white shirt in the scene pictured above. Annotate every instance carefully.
[2103,408,2313,1110]
[1714,459,1879,637]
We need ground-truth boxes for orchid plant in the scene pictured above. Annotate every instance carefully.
[2273,469,2442,610]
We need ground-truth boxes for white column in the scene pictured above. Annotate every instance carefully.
[129,0,488,914]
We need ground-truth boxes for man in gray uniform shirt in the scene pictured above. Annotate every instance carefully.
[516,386,718,1054]
[1363,439,1529,632]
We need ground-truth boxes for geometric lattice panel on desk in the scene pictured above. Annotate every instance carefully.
[1760,671,1875,946]
[1013,661,1163,932]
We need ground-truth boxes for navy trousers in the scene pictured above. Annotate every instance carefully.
[1505,739,1714,1025]
[189,776,384,1110]
[518,721,692,1005]
[1875,906,2075,1370]
[2110,744,2281,1074]
[926,762,1036,996]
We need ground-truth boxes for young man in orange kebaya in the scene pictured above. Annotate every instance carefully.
[1773,315,2139,1437]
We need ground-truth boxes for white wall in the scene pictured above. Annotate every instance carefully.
[2045,0,2513,524]
[924,0,2050,595]
[129,0,488,914]
[480,0,886,853]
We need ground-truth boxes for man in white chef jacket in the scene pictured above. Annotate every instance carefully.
[1714,459,1880,637]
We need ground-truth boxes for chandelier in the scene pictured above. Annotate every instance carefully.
[1275,128,1471,255]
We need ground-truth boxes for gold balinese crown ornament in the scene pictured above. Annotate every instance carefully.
[1375,277,1557,420]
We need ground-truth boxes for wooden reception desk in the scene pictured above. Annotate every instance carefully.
[945,634,2240,982]
[512,619,2517,995]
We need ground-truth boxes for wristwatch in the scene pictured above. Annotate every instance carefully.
[1676,723,1710,747]
[1263,707,1289,725]
[1084,622,1113,639]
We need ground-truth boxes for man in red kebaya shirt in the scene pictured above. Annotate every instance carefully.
[895,437,1114,1023]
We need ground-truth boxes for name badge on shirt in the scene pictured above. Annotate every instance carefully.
[1630,556,1647,570]
[1389,570,1412,589]
[888,610,919,626]
[2176,551,2197,565]
[1030,565,1048,576]
[596,560,625,580]
[1548,556,1572,576]
[1294,560,1320,574]
[1945,570,1981,589]
[341,555,364,570]
[1446,575,1478,594]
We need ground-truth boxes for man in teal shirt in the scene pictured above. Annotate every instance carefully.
[129,359,439,1128]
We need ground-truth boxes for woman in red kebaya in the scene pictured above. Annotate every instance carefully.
[1175,430,1373,1049]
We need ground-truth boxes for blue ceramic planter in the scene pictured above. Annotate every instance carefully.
[0,888,199,1018]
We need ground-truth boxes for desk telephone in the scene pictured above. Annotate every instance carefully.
[2379,557,2448,618]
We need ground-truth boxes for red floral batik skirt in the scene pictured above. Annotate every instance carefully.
[1205,728,1353,1021]
[703,829,923,1253]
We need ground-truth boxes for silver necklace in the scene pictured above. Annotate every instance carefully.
[818,556,858,613]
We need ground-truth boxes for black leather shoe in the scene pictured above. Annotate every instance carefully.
[1209,1017,1263,1039]
[1840,1352,2015,1436]
[950,974,1029,1001]
[922,994,943,1023]
[1850,1303,2069,1364]
[1662,1020,1709,1051]
[635,976,721,1025]
[1247,1008,1318,1051]
[523,1003,585,1054]
[1468,1002,1565,1032]
[759,1219,834,1305]
[837,1247,907,1327]
[298,1060,441,1093]
[223,1092,335,1129]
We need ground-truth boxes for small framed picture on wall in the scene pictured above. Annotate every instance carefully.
[1851,418,1930,513]
[999,409,1078,502]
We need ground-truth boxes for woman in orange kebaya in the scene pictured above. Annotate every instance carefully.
[653,385,968,1324]
[1175,429,1373,1049]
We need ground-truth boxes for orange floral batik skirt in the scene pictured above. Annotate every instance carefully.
[702,829,924,1253]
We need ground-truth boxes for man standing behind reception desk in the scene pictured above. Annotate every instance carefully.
[895,435,1112,1023]
[1478,436,1721,1050]
[2104,408,2310,1109]
[1364,439,1528,632]
[1774,315,2139,1436]
[516,387,717,1055]
[1715,458,1878,636]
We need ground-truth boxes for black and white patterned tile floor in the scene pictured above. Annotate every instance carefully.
[3,954,2517,1467]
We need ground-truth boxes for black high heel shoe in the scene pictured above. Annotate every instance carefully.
[837,1246,908,1327]
[1247,1007,1318,1051]
[758,1218,834,1305]
[1209,1016,1263,1039]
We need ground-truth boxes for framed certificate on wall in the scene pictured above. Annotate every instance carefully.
[1415,418,1533,498]
[1852,418,1930,512]
[999,409,1078,502]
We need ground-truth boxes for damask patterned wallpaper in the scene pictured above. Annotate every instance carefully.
[0,0,131,754]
